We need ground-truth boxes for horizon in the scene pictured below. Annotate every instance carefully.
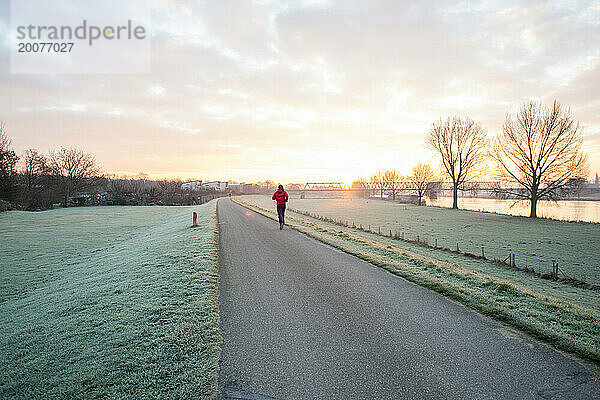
[1,1,599,183]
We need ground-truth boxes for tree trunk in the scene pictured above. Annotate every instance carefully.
[529,195,538,218]
[452,183,458,209]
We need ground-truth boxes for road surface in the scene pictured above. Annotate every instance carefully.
[217,198,599,399]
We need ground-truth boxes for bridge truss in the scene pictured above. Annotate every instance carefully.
[290,181,522,192]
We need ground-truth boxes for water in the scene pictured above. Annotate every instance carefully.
[428,197,600,223]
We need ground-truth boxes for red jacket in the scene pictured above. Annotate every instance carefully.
[272,190,289,205]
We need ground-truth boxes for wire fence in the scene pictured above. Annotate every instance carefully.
[506,253,563,278]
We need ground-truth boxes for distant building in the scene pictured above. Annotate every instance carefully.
[227,183,244,192]
[181,180,202,190]
[201,181,228,191]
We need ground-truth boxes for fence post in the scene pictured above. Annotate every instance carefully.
[192,212,197,227]
[378,227,381,235]
[456,243,459,252]
[481,246,485,258]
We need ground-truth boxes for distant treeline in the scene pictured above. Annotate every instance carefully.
[0,125,229,211]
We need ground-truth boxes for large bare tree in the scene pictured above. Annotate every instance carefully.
[491,100,589,218]
[383,169,402,200]
[47,147,101,206]
[409,163,437,206]
[426,116,487,209]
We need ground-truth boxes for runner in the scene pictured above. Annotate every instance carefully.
[272,184,289,229]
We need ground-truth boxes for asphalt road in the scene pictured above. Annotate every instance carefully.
[217,198,599,400]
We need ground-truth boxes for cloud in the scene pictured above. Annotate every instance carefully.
[1,0,599,180]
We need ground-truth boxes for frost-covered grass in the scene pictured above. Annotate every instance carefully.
[239,195,600,285]
[234,198,600,364]
[0,203,220,399]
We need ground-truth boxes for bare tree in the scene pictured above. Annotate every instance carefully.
[370,170,386,198]
[0,123,9,152]
[0,122,20,201]
[351,177,368,189]
[426,116,487,209]
[47,146,101,206]
[23,149,48,189]
[137,172,150,193]
[409,163,437,205]
[490,100,589,218]
[383,169,402,201]
[351,177,369,197]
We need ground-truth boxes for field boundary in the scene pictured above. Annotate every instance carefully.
[287,207,598,291]
[232,198,600,365]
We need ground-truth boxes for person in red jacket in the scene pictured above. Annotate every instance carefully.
[272,184,289,229]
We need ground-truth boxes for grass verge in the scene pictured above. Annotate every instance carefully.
[0,203,221,399]
[233,198,600,365]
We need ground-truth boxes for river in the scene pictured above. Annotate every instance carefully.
[428,197,600,223]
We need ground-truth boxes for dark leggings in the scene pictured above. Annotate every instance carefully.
[277,204,286,224]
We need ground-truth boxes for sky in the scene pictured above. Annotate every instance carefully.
[0,0,599,184]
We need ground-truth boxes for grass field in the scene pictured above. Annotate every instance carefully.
[240,195,600,286]
[234,197,600,364]
[0,202,220,399]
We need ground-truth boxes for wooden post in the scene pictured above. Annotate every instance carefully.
[389,229,392,237]
[435,238,438,248]
[402,232,404,240]
[417,235,420,243]
[456,243,459,252]
[481,246,485,258]
[378,227,381,235]
[192,212,197,227]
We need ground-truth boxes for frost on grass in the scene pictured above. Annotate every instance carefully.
[235,198,600,364]
[0,203,220,400]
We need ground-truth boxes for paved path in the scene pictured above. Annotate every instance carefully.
[217,198,599,399]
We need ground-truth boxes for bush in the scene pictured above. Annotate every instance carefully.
[0,199,14,212]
